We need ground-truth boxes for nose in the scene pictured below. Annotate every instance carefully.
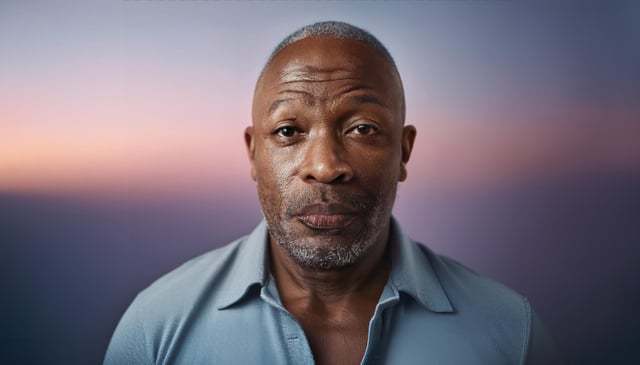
[299,134,353,184]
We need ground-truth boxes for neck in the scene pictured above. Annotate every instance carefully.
[269,227,391,308]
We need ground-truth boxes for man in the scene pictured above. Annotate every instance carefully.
[105,21,562,364]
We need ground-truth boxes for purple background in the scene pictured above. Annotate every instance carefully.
[1,1,639,364]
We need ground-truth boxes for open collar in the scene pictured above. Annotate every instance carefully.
[388,216,454,313]
[217,217,454,313]
[216,220,270,310]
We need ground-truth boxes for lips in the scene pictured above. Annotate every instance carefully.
[295,203,357,230]
[298,213,355,229]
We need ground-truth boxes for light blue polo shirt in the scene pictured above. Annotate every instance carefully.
[104,217,562,364]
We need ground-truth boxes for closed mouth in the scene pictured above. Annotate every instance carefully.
[297,213,356,230]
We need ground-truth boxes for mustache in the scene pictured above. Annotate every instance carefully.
[284,188,377,216]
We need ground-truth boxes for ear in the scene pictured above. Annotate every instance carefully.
[399,125,416,182]
[244,126,257,181]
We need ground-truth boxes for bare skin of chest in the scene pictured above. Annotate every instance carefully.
[287,300,376,365]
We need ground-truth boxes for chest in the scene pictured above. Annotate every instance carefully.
[295,312,370,365]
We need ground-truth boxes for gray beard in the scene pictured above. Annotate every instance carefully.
[266,189,387,270]
[272,226,377,270]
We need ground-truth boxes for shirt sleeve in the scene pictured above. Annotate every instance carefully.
[524,307,565,365]
[104,297,153,365]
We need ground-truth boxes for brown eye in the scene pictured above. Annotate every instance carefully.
[274,126,297,137]
[353,124,378,135]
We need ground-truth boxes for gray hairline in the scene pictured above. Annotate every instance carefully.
[267,21,397,67]
[258,21,406,122]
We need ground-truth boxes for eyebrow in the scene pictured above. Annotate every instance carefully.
[344,94,386,107]
[268,90,314,115]
[268,98,296,115]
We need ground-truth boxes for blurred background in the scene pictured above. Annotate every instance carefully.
[1,1,638,364]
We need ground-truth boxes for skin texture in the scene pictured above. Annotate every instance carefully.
[245,37,416,365]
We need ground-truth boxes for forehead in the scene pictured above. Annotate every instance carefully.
[258,37,399,94]
[253,37,402,119]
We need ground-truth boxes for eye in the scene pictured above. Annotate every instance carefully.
[351,124,379,136]
[273,126,298,138]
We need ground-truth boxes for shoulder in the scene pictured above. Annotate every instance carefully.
[417,243,563,363]
[389,242,563,364]
[104,233,259,365]
[126,219,269,327]
[417,243,530,315]
[415,243,535,361]
[136,238,245,307]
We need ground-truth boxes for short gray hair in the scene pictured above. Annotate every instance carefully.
[267,21,397,68]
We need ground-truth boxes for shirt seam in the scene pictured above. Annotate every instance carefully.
[520,296,532,365]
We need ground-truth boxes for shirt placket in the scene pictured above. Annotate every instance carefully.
[360,284,400,365]
[261,277,315,365]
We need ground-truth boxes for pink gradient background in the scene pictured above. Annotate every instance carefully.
[1,1,639,364]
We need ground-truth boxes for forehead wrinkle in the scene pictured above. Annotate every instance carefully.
[279,76,361,85]
[268,90,317,116]
[280,64,357,84]
[343,93,386,108]
[331,83,386,106]
[268,85,387,117]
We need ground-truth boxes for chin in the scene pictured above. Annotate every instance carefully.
[275,229,376,270]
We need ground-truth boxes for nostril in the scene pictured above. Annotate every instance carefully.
[333,173,347,183]
[303,166,350,184]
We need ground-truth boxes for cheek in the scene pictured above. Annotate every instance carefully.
[255,145,299,191]
[353,149,401,185]
[254,146,304,220]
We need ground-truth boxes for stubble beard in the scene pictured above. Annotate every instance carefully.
[260,186,393,271]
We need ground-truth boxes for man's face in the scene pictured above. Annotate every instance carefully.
[246,37,415,270]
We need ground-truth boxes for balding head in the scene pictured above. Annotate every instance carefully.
[256,21,406,123]
[266,21,397,71]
